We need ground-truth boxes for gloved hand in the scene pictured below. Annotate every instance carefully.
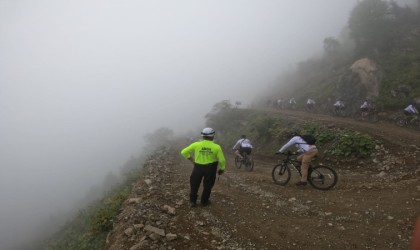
[217,169,224,175]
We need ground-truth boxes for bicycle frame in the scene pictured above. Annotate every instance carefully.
[272,151,338,190]
[279,151,309,174]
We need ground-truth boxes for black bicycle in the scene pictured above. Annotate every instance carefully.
[235,152,254,171]
[272,151,337,190]
[396,115,420,128]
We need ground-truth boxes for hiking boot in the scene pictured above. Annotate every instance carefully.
[189,202,197,208]
[295,181,307,186]
[200,200,211,207]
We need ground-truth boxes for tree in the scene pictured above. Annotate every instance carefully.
[348,0,395,56]
[323,37,340,55]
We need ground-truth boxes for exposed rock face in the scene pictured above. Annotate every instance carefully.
[350,58,382,99]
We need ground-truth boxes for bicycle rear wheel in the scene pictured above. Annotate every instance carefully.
[308,165,338,190]
[244,155,254,171]
[235,156,242,169]
[271,163,291,185]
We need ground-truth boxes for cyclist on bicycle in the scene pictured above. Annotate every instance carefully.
[276,132,318,186]
[333,100,345,115]
[289,97,297,109]
[306,98,316,111]
[232,135,253,160]
[360,99,372,120]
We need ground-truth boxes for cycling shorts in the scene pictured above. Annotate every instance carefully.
[239,147,252,155]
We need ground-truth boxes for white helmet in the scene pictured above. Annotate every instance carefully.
[201,127,215,137]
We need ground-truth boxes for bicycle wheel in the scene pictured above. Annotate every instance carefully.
[244,155,254,172]
[396,117,406,127]
[308,165,338,190]
[271,163,291,185]
[235,156,242,169]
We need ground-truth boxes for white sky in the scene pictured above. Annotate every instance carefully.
[0,0,359,248]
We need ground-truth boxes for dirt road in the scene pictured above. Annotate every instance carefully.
[106,111,420,250]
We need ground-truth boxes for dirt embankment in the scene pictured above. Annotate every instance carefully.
[105,112,420,250]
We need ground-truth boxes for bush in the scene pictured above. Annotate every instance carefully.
[325,131,376,157]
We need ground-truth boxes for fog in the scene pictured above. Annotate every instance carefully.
[0,0,358,248]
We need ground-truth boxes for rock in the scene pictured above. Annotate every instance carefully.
[378,171,386,177]
[148,233,161,241]
[128,198,142,204]
[350,58,381,97]
[124,227,134,236]
[145,179,152,185]
[134,224,144,230]
[163,205,176,215]
[130,240,149,250]
[166,233,178,241]
[144,225,165,236]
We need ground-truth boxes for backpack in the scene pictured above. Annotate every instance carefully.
[301,134,316,145]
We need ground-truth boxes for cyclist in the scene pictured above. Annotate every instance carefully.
[276,132,318,186]
[404,103,419,124]
[289,97,297,109]
[360,99,372,120]
[232,135,253,160]
[306,98,316,111]
[181,128,226,208]
[333,100,345,114]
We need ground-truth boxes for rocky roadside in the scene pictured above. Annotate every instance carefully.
[104,148,250,250]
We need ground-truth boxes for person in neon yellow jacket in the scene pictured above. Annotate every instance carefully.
[181,127,226,208]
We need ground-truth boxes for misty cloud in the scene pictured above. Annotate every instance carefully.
[0,0,358,248]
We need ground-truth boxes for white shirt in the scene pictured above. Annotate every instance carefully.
[307,99,315,105]
[405,104,419,114]
[360,101,369,109]
[334,101,344,108]
[278,136,316,153]
[233,138,253,149]
[289,98,296,104]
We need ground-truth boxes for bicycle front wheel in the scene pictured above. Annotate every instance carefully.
[272,163,291,185]
[308,166,338,190]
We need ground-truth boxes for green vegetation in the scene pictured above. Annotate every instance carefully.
[206,102,377,159]
[44,163,141,250]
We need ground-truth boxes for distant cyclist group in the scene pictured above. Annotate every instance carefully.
[268,97,419,125]
[181,127,322,208]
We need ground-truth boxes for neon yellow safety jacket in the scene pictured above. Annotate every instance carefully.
[181,140,226,170]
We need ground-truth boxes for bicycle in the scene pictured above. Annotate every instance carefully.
[396,115,420,128]
[235,152,254,171]
[333,107,346,117]
[272,151,338,190]
[360,107,378,122]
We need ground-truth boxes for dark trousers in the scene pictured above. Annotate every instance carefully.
[190,162,218,204]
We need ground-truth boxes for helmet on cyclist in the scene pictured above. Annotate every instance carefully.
[201,127,215,137]
[241,134,246,139]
